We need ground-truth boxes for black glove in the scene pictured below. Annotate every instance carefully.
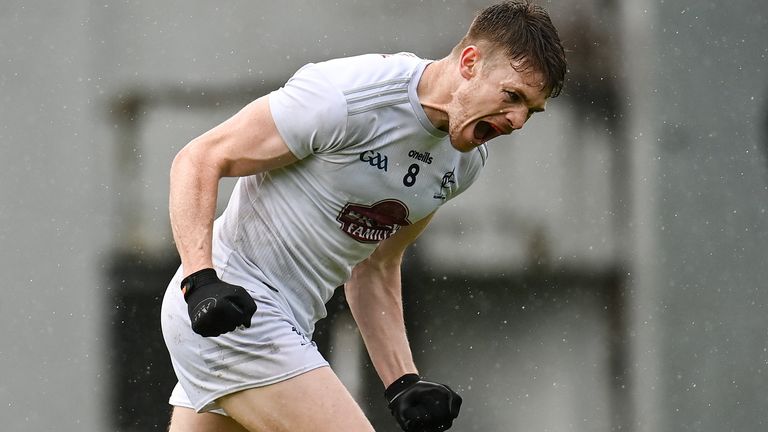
[385,373,462,432]
[180,268,257,337]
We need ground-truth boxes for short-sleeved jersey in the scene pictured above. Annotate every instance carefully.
[216,53,488,334]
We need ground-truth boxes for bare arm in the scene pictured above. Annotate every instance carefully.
[169,96,298,277]
[344,211,436,387]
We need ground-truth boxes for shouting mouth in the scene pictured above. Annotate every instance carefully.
[473,120,504,144]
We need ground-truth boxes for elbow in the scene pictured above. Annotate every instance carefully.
[170,141,194,178]
[343,276,361,304]
[170,139,224,181]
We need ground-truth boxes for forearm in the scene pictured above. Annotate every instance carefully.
[345,257,417,387]
[169,144,221,277]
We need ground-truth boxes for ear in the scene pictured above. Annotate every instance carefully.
[459,45,480,80]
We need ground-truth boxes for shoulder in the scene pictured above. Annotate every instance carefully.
[458,144,489,170]
[310,52,428,93]
[268,62,350,157]
[450,144,489,197]
[269,54,432,157]
[271,53,427,124]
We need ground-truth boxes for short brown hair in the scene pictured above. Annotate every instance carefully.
[455,1,567,97]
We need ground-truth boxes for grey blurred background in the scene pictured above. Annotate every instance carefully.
[1,0,767,431]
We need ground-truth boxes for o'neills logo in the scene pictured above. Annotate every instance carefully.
[408,150,433,164]
[337,199,411,243]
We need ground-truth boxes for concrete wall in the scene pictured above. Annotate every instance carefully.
[1,2,110,430]
[650,0,768,430]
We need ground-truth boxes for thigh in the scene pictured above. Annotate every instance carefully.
[168,406,249,432]
[218,366,375,432]
[162,268,328,412]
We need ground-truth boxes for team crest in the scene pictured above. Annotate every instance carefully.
[337,199,411,243]
[433,168,456,200]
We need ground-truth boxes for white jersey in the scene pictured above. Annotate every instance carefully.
[216,53,488,334]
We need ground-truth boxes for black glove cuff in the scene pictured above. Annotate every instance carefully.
[385,373,421,404]
[180,268,218,297]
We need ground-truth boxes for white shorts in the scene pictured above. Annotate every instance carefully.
[160,244,329,413]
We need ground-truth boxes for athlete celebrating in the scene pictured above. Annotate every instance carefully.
[161,2,567,431]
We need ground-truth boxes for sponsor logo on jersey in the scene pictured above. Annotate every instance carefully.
[408,150,433,164]
[433,168,456,200]
[337,199,411,243]
[359,150,388,171]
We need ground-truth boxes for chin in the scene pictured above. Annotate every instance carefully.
[448,139,470,152]
[448,136,479,153]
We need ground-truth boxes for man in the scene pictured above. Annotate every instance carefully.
[160,1,566,431]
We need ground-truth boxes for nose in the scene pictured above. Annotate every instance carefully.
[505,109,529,131]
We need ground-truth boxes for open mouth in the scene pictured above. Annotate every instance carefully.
[473,120,503,144]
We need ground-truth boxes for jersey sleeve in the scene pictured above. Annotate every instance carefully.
[268,63,348,159]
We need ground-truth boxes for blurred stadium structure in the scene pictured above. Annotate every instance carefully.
[2,1,767,431]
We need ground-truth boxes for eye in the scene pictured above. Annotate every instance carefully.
[504,91,521,103]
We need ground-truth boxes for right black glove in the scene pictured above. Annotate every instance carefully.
[385,373,462,432]
[180,268,257,337]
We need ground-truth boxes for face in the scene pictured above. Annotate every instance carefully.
[448,47,549,152]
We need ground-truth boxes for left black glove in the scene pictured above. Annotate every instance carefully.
[385,373,462,432]
[180,268,257,337]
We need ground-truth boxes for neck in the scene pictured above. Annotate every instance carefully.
[417,57,455,132]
